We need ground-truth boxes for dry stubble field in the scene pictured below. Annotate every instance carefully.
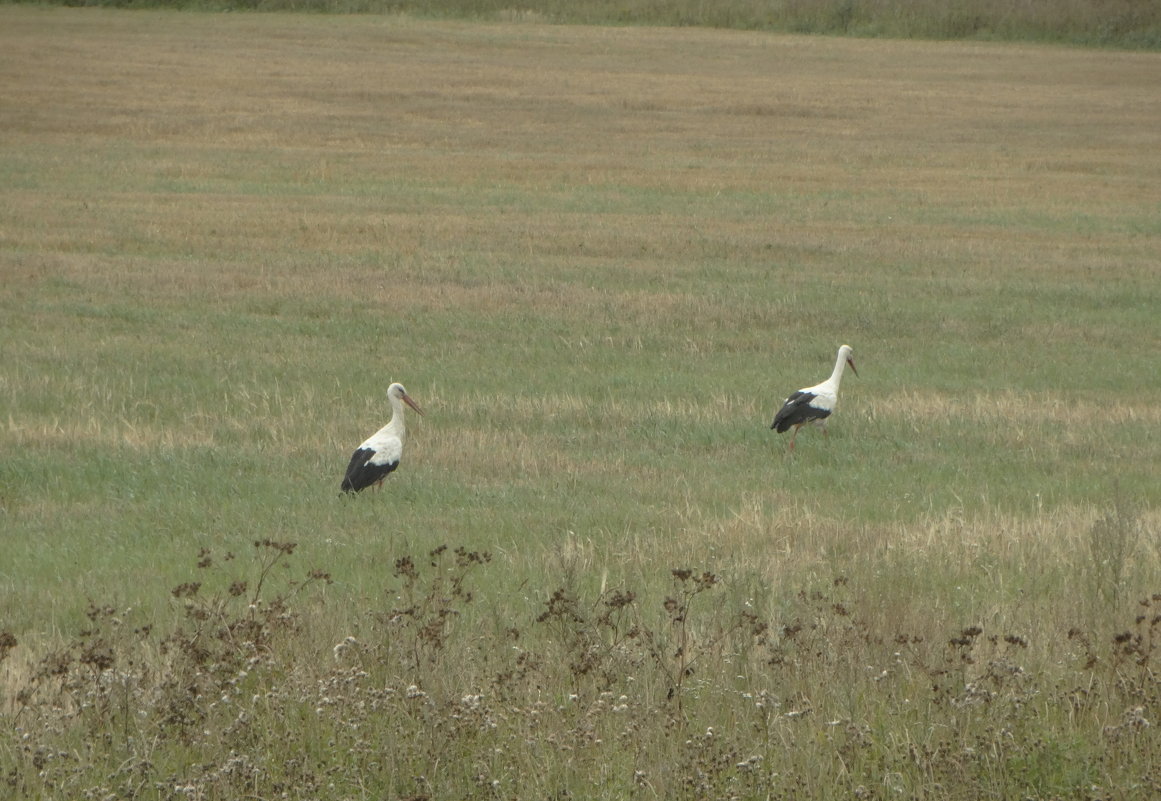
[1,7,1160,799]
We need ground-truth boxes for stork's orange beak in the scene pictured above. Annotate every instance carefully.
[847,357,858,377]
[402,393,425,416]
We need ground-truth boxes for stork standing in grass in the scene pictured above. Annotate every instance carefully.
[771,345,857,451]
[341,383,424,493]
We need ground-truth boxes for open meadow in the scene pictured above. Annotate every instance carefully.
[1,7,1160,799]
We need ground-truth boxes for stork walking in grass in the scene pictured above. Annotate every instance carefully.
[341,383,425,493]
[771,344,858,451]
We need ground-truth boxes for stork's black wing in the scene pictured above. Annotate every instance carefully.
[341,447,399,493]
[771,391,830,432]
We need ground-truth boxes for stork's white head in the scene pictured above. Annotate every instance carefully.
[387,382,425,416]
[839,344,858,377]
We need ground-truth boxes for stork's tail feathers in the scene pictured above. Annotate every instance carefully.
[770,408,794,432]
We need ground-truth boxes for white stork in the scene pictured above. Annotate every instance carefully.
[770,344,857,451]
[341,383,424,493]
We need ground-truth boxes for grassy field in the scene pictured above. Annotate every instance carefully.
[1,7,1160,799]
[20,0,1161,49]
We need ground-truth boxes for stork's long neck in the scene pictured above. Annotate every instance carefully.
[828,351,848,389]
[383,396,406,439]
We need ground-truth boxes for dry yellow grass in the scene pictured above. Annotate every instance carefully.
[3,10,1158,268]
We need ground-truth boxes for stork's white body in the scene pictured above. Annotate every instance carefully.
[341,383,424,493]
[771,345,857,450]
